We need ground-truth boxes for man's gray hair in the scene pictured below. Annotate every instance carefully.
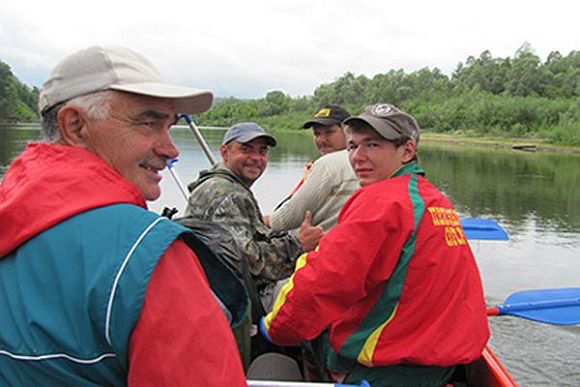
[40,90,115,143]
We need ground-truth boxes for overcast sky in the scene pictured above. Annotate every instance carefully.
[1,0,578,99]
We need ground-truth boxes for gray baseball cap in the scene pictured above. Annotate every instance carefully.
[344,103,420,144]
[38,45,213,114]
[222,122,277,146]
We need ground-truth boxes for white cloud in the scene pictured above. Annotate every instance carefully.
[1,0,578,97]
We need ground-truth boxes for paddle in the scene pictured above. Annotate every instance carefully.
[461,218,509,241]
[487,287,580,326]
[180,114,216,166]
[166,158,189,202]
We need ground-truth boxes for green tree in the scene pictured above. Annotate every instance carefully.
[0,60,38,120]
[543,50,580,98]
[452,50,508,95]
[366,69,408,105]
[505,43,546,97]
[260,90,291,116]
[313,72,369,106]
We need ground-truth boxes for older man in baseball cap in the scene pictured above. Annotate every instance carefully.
[262,103,489,386]
[0,46,246,386]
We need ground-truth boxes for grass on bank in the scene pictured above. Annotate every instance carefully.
[418,131,580,154]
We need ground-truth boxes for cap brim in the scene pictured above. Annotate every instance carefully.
[301,118,341,129]
[236,133,277,147]
[110,82,213,114]
[344,116,401,141]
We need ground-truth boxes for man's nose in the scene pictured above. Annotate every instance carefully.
[249,150,265,161]
[157,129,180,160]
[350,145,366,161]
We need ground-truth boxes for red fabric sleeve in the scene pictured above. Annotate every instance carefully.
[264,189,409,346]
[128,239,246,387]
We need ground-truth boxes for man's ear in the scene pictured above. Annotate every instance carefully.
[402,140,417,163]
[57,106,90,147]
[219,143,229,162]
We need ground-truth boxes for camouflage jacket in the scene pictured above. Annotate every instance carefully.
[185,163,303,291]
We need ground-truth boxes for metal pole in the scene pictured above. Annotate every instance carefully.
[166,158,189,202]
[181,114,216,166]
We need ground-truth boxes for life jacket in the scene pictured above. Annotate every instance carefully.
[174,216,284,363]
[0,204,248,385]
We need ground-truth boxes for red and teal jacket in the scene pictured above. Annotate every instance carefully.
[262,162,489,369]
[0,143,246,386]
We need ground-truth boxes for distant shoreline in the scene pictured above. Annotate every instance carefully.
[3,122,579,154]
[420,132,580,154]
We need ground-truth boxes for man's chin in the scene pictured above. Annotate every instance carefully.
[358,177,379,187]
[242,172,261,186]
[141,185,161,201]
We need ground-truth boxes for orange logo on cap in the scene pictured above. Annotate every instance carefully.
[314,108,332,118]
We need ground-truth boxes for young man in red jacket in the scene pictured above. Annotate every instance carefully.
[262,103,490,386]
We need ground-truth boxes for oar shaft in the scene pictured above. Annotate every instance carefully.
[166,159,189,202]
[497,298,580,314]
[181,114,216,166]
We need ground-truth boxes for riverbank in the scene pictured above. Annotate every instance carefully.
[5,122,580,155]
[421,132,580,154]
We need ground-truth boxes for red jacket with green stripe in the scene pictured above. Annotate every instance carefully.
[262,162,490,368]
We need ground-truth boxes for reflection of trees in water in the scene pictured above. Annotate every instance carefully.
[264,130,319,162]
[3,126,580,237]
[422,144,580,234]
[0,126,42,167]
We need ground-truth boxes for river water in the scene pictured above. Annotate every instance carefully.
[2,125,579,386]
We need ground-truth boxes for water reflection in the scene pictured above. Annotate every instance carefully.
[0,125,42,173]
[420,144,580,239]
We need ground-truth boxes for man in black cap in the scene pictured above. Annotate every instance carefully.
[302,104,351,155]
[266,104,359,232]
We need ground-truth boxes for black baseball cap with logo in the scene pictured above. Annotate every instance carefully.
[302,104,350,129]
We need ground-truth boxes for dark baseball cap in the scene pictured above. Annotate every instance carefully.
[343,103,420,144]
[302,104,350,129]
[222,122,277,146]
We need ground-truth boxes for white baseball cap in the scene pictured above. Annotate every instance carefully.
[38,46,213,114]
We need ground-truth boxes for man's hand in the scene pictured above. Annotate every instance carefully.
[297,210,324,252]
[262,215,271,227]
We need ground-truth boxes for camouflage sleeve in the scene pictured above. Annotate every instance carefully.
[185,177,303,286]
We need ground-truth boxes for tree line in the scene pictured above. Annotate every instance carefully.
[1,43,579,145]
[0,61,39,121]
[200,43,579,145]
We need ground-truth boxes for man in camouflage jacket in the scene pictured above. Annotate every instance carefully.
[185,122,323,311]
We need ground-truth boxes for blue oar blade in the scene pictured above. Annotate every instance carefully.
[461,218,509,241]
[500,288,580,326]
